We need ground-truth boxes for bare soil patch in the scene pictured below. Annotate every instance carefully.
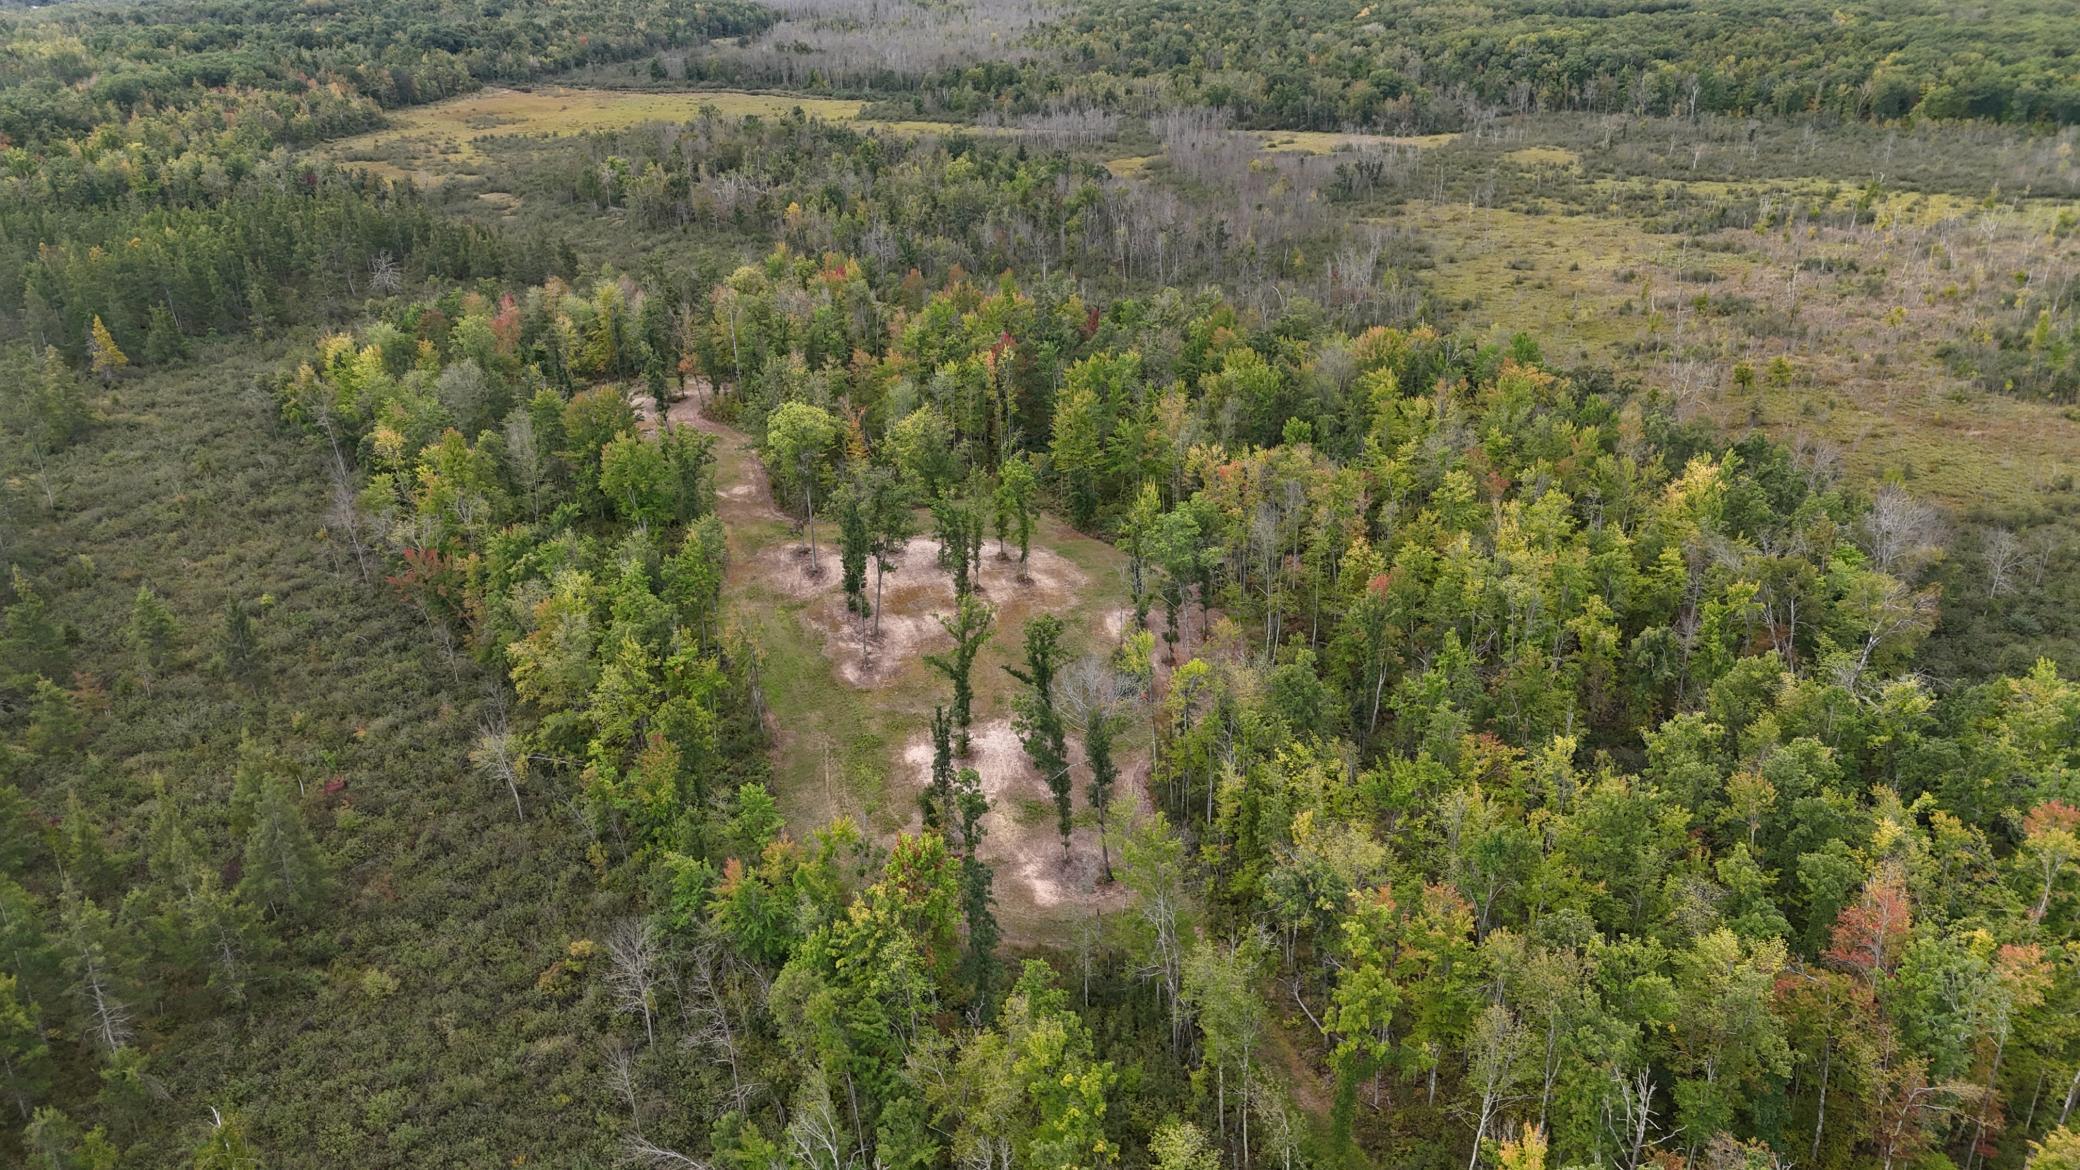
[749,533,1092,689]
[899,717,1146,922]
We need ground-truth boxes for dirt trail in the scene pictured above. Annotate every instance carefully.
[634,383,780,531]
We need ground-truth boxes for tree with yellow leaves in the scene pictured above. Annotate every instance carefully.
[87,316,128,384]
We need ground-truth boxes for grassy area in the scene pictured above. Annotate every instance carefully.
[1382,175,2080,507]
[328,86,872,184]
[328,85,1021,187]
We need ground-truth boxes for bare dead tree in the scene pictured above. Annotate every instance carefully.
[679,944,756,1112]
[1861,485,1944,581]
[621,1134,714,1169]
[1979,526,2027,597]
[605,918,662,1047]
[368,252,403,295]
[470,715,528,822]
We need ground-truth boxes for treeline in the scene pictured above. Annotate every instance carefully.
[0,0,776,150]
[1,161,564,366]
[707,0,2080,131]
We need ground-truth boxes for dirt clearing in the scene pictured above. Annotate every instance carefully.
[899,716,1145,927]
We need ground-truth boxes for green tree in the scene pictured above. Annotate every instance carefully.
[932,477,987,599]
[1148,1119,1219,1170]
[995,452,1039,568]
[58,889,135,1056]
[925,596,994,756]
[125,586,178,685]
[764,401,840,568]
[836,475,872,621]
[215,599,258,683]
[597,433,675,527]
[25,680,83,761]
[143,303,186,365]
[1122,482,1163,628]
[23,1107,118,1170]
[1006,961,1118,1170]
[1050,373,1105,529]
[1182,932,1270,1161]
[1327,890,1401,1146]
[662,516,728,648]
[1008,616,1073,850]
[0,972,50,1121]
[237,773,328,923]
[1084,701,1120,882]
[864,464,914,637]
[190,1108,264,1170]
[1669,929,1792,1152]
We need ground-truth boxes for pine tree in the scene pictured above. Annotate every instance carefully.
[237,774,328,923]
[126,587,178,685]
[55,792,114,897]
[143,304,187,365]
[86,317,128,385]
[191,1108,264,1170]
[25,680,84,761]
[0,972,50,1121]
[57,888,135,1056]
[215,599,258,683]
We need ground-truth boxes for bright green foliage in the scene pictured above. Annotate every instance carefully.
[764,400,840,552]
[994,453,1039,565]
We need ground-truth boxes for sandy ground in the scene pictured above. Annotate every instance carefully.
[750,534,1091,688]
[898,716,1144,918]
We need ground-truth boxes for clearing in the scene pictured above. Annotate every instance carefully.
[637,386,1148,939]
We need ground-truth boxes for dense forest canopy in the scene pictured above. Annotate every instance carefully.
[1042,0,2080,130]
[0,0,2077,1167]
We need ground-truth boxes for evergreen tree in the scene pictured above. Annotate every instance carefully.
[190,1108,264,1170]
[126,586,178,685]
[57,888,135,1056]
[215,599,258,683]
[237,774,328,923]
[0,972,50,1121]
[143,304,187,365]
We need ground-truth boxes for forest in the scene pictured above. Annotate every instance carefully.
[0,0,2077,1169]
